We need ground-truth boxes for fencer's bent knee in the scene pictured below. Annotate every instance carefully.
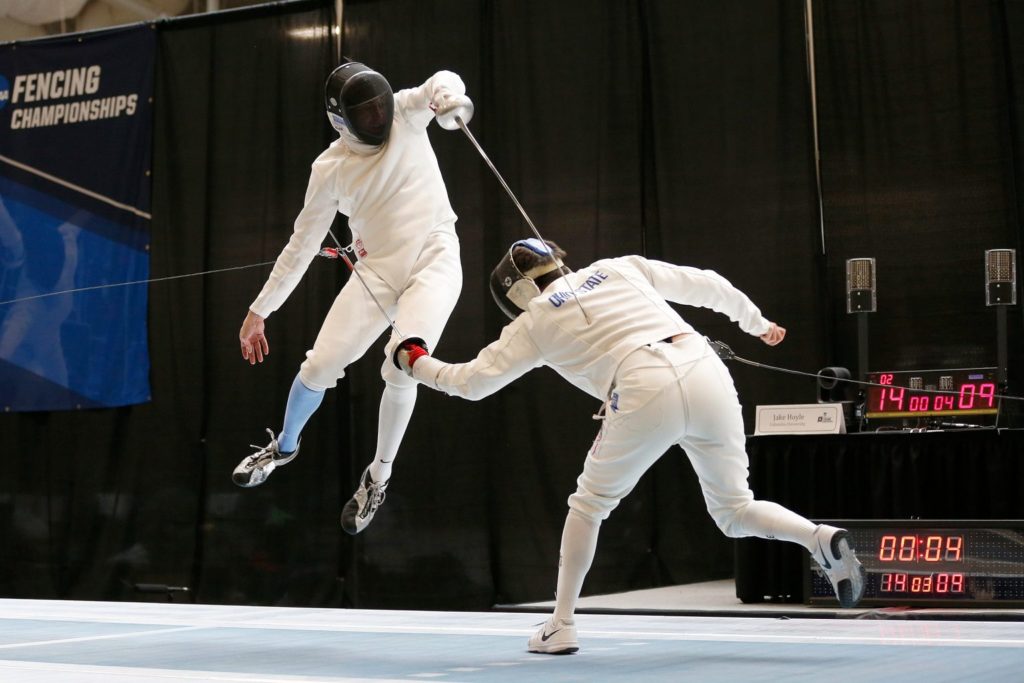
[568,488,621,522]
[709,501,751,538]
[380,355,418,387]
[299,354,343,391]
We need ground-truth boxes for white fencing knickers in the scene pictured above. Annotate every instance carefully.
[569,333,818,549]
[298,230,462,391]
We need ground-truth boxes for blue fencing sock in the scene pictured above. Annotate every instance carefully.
[277,374,325,454]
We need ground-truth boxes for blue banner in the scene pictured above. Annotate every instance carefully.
[0,26,153,411]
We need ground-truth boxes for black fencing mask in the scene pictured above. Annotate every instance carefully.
[489,238,564,320]
[324,62,394,146]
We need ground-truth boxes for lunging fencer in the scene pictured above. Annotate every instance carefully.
[234,61,473,535]
[393,239,866,654]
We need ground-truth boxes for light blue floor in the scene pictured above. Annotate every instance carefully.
[0,599,1021,682]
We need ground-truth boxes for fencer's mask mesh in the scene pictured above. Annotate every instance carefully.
[324,62,394,146]
[489,238,564,320]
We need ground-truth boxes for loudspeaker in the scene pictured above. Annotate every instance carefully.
[846,258,876,313]
[985,249,1016,306]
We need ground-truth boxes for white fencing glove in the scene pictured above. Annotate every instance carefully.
[391,337,429,376]
[432,90,474,130]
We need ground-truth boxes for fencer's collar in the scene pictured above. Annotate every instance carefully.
[338,127,384,156]
[533,265,571,294]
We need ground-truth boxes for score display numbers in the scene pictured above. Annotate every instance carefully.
[806,521,1024,607]
[864,368,999,419]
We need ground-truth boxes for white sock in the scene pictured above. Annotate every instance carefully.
[732,500,818,552]
[552,509,601,622]
[368,383,416,483]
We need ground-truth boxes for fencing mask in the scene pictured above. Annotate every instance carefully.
[489,238,565,320]
[324,62,394,146]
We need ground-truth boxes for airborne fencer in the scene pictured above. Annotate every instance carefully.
[234,61,473,535]
[393,239,866,654]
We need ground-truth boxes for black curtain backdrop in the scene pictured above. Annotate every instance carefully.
[2,0,1023,610]
[815,0,1024,389]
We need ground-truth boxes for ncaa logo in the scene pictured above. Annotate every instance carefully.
[0,74,9,110]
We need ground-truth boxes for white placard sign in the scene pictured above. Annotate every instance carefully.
[754,403,846,435]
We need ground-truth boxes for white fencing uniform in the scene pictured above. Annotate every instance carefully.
[408,253,865,635]
[412,255,819,546]
[250,71,466,390]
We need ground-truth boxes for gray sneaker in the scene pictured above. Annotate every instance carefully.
[528,616,579,655]
[811,525,866,608]
[232,429,299,487]
[340,466,388,535]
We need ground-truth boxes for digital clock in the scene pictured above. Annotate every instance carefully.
[806,520,1024,607]
[864,368,999,420]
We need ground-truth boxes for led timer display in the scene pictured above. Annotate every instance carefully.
[806,521,1024,607]
[864,368,999,419]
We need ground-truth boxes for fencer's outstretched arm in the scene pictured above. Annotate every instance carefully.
[394,70,472,129]
[618,255,773,338]
[396,320,543,401]
[239,155,339,365]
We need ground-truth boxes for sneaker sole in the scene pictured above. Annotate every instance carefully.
[340,498,363,535]
[529,644,579,655]
[831,532,866,608]
[232,462,274,488]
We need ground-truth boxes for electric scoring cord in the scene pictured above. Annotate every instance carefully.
[707,339,1024,403]
[0,260,278,307]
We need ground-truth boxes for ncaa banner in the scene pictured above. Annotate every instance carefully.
[0,26,154,411]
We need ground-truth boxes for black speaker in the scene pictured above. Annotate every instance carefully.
[846,257,876,313]
[985,249,1017,306]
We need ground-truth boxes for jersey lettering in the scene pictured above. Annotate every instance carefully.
[548,270,609,307]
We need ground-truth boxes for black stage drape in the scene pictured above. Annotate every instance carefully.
[150,1,343,607]
[815,0,1024,384]
[2,0,1023,610]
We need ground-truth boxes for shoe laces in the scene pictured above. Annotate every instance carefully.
[361,476,388,518]
[246,428,278,466]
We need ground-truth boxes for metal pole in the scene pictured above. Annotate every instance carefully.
[804,0,826,255]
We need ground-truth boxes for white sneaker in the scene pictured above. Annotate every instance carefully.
[232,429,299,487]
[527,617,579,655]
[811,525,866,608]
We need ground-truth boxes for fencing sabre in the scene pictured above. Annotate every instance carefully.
[454,116,591,324]
[319,228,405,339]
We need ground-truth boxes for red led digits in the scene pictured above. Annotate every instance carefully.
[878,535,963,562]
[879,535,896,561]
[886,386,905,411]
[924,536,942,561]
[874,533,967,596]
[978,383,996,408]
[958,384,976,410]
[880,573,965,594]
[898,536,915,561]
[945,536,963,561]
[866,371,999,417]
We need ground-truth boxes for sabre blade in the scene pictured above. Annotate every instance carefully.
[326,229,404,339]
[455,116,590,324]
